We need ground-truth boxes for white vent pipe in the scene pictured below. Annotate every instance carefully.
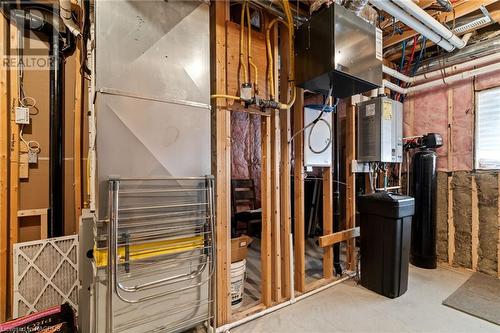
[369,0,455,51]
[393,0,466,50]
[383,61,500,95]
[59,0,81,37]
[382,52,500,84]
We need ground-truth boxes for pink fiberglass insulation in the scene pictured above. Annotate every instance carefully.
[231,111,262,207]
[405,70,500,172]
[412,87,449,171]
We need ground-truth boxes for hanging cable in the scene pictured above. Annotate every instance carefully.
[289,86,335,148]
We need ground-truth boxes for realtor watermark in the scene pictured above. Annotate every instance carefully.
[2,55,54,70]
[2,5,58,71]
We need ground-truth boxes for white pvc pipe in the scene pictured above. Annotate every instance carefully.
[383,61,500,94]
[383,52,500,84]
[59,0,81,37]
[216,274,355,333]
[393,0,465,50]
[369,0,455,52]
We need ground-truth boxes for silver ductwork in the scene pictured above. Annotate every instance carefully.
[345,0,369,15]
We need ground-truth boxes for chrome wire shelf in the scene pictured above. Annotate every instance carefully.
[94,176,215,333]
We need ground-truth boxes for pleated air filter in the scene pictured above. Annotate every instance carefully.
[13,235,79,318]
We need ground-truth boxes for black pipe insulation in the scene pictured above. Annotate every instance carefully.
[48,30,64,237]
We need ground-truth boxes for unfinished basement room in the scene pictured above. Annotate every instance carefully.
[1,0,500,332]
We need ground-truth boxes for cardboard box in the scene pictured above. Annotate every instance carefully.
[231,235,253,263]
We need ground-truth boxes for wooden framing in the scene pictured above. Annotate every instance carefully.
[270,23,282,304]
[261,115,272,307]
[8,20,20,319]
[319,227,361,248]
[270,109,282,303]
[17,208,49,240]
[278,25,292,301]
[345,99,357,270]
[447,175,455,265]
[293,87,305,293]
[208,1,374,325]
[0,14,8,323]
[74,42,83,232]
[471,176,479,271]
[210,0,231,325]
[322,168,333,279]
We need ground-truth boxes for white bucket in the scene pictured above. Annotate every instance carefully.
[230,259,247,309]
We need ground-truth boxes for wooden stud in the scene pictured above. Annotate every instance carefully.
[269,22,281,304]
[270,110,282,303]
[210,0,231,325]
[279,25,292,300]
[447,89,453,171]
[345,99,357,270]
[319,227,361,248]
[471,176,479,271]
[447,175,455,265]
[0,14,8,323]
[261,115,272,307]
[74,41,83,232]
[8,20,20,318]
[293,87,305,292]
[322,168,333,279]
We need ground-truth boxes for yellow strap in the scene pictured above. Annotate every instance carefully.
[94,235,204,268]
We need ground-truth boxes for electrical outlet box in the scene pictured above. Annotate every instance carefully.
[28,150,38,164]
[15,107,30,124]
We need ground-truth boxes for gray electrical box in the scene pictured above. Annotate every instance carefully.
[357,97,403,163]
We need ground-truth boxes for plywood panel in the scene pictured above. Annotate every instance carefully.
[226,21,269,102]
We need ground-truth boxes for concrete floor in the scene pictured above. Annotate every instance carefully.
[233,265,500,333]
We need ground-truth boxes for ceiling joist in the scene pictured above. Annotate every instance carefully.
[383,0,498,48]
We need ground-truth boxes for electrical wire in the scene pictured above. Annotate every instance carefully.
[20,125,41,154]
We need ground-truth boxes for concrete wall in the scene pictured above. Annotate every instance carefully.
[404,69,500,278]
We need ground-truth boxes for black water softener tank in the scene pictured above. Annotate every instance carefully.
[411,147,438,269]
